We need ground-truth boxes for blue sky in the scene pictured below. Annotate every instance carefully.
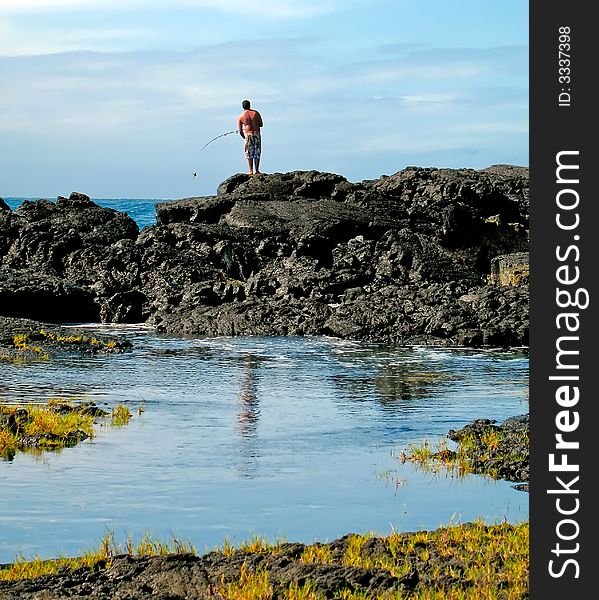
[0,1,528,199]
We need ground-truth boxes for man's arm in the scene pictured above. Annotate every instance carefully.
[257,112,263,127]
[237,115,245,138]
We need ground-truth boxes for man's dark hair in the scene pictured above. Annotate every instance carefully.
[242,100,251,109]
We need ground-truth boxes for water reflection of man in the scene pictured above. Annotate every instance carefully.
[237,354,260,438]
[235,353,262,478]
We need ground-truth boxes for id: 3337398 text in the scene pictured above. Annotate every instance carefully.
[558,26,572,107]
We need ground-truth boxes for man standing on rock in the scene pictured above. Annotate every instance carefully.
[237,100,263,175]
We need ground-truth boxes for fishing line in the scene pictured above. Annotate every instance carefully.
[192,129,238,178]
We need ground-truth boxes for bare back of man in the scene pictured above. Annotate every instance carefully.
[238,109,263,135]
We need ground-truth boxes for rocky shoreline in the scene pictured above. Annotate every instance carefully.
[1,165,528,347]
[0,523,529,599]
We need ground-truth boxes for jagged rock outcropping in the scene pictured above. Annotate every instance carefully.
[0,165,529,346]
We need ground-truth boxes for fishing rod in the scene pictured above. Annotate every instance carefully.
[200,129,238,151]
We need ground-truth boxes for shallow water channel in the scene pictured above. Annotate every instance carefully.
[0,328,529,562]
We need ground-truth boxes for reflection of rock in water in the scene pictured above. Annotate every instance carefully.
[374,368,451,402]
[375,374,415,402]
[331,363,453,406]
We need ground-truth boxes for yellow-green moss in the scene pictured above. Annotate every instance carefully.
[0,399,134,460]
[0,533,195,582]
[216,520,528,599]
[398,426,528,482]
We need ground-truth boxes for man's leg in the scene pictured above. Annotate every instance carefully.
[254,158,261,174]
[247,158,253,175]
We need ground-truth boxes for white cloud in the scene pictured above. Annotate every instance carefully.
[357,60,493,85]
[0,14,154,56]
[0,0,340,55]
[0,4,332,56]
[0,44,299,136]
[444,121,529,136]
[400,93,460,105]
[356,134,463,154]
[357,119,528,155]
[0,0,335,19]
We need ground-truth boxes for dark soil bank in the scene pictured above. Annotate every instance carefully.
[0,522,528,599]
[448,413,529,487]
[1,166,528,346]
[0,316,131,361]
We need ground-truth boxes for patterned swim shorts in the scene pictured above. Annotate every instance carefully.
[244,133,261,160]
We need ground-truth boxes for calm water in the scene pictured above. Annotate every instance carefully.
[0,327,529,562]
